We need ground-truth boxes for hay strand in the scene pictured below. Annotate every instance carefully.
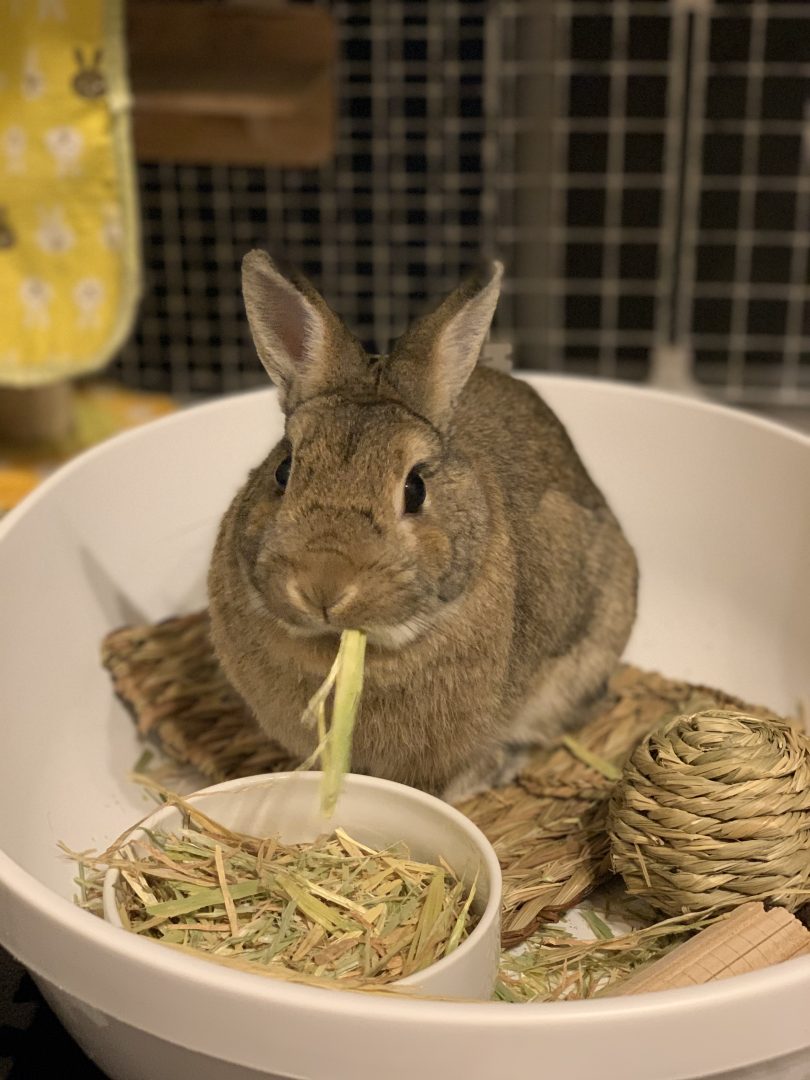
[314,630,366,817]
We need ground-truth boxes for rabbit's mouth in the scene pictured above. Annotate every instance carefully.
[270,602,435,650]
[248,551,437,648]
[276,614,428,650]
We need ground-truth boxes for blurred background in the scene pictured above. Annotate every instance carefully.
[115,0,810,414]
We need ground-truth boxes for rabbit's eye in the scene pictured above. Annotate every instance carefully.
[403,468,426,514]
[275,455,292,491]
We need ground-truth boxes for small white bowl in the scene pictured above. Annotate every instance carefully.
[102,771,502,1000]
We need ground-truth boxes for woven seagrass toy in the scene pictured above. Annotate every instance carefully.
[608,710,810,916]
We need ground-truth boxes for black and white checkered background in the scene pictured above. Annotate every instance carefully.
[110,0,810,405]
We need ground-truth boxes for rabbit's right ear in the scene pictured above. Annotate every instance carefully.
[242,250,367,411]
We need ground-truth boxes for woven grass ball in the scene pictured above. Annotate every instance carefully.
[607,709,810,915]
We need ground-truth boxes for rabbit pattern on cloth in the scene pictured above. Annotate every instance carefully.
[0,0,140,385]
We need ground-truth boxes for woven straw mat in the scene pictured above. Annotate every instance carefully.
[101,610,785,948]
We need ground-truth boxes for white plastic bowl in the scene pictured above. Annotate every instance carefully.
[0,375,809,1080]
[101,771,502,1000]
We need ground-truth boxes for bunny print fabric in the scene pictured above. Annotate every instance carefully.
[0,0,140,386]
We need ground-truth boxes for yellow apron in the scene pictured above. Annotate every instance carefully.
[0,0,141,386]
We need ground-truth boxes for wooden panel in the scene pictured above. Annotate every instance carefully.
[0,383,73,443]
[127,2,336,166]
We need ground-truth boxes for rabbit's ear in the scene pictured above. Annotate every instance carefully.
[385,261,503,429]
[242,250,366,411]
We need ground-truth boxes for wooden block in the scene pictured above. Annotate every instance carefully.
[612,903,810,996]
[127,2,336,166]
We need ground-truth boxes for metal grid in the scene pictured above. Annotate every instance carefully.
[489,0,810,403]
[111,0,810,406]
[114,1,488,395]
[690,1,810,403]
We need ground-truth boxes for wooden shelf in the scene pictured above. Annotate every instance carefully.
[127,2,336,166]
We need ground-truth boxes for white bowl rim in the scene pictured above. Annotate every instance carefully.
[0,374,808,544]
[3,783,809,1024]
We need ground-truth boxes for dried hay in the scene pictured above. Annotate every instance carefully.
[69,787,477,989]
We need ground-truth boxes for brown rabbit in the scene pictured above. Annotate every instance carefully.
[208,252,638,801]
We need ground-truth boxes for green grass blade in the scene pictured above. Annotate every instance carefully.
[320,630,367,817]
[561,735,622,781]
[445,872,478,955]
[145,880,263,918]
[581,908,615,941]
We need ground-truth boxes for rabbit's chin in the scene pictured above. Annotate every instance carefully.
[363,620,428,649]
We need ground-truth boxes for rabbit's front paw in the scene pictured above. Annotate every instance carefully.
[441,745,529,805]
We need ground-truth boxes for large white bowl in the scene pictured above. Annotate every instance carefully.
[0,375,808,1080]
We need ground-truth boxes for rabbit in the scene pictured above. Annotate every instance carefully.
[3,126,27,175]
[36,206,75,254]
[208,252,638,802]
[100,203,123,250]
[19,277,53,329]
[43,126,84,177]
[73,277,105,328]
[21,48,45,101]
[72,48,106,100]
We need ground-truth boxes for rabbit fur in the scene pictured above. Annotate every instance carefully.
[208,252,638,802]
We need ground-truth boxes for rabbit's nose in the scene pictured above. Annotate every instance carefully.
[286,558,358,623]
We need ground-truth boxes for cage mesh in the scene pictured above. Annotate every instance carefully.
[110,0,810,406]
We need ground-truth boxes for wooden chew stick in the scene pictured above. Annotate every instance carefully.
[611,902,810,996]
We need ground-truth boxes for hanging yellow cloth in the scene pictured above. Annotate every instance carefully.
[0,0,140,386]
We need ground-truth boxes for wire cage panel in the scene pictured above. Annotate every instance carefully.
[111,0,810,406]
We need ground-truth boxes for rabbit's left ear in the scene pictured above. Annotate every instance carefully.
[384,261,503,429]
